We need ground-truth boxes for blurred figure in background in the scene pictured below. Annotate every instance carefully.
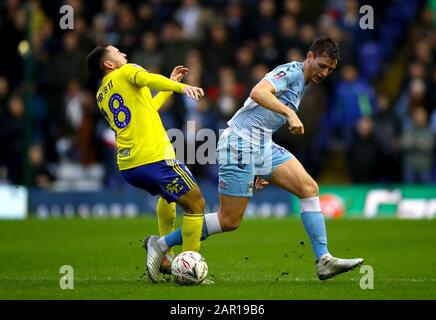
[2,95,25,185]
[131,32,163,73]
[0,76,10,113]
[331,64,376,148]
[0,76,9,179]
[252,0,277,37]
[401,106,434,184]
[372,93,402,183]
[175,0,211,42]
[234,44,256,92]
[255,32,280,68]
[202,24,234,87]
[160,21,193,77]
[28,144,55,189]
[395,78,429,130]
[347,117,379,183]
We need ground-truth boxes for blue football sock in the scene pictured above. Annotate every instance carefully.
[164,218,209,249]
[301,211,329,259]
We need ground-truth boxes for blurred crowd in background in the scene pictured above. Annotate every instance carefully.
[0,0,435,191]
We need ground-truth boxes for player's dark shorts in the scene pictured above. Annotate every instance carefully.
[120,159,197,203]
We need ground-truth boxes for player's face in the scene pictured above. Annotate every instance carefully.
[103,46,128,70]
[307,53,337,84]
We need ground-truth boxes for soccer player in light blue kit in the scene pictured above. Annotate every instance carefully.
[147,36,364,281]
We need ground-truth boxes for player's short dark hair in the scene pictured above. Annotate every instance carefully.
[309,36,340,61]
[86,44,110,78]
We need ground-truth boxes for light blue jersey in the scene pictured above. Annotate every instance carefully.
[217,62,304,197]
[228,61,305,145]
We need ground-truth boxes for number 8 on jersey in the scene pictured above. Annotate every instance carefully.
[109,93,131,129]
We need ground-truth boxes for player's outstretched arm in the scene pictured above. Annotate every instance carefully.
[126,64,204,102]
[152,65,190,110]
[125,64,188,93]
[250,80,304,134]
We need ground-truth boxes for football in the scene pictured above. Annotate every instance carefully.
[171,251,208,285]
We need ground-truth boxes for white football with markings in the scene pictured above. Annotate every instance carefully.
[171,251,208,285]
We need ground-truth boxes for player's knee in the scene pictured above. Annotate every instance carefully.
[220,218,241,232]
[218,209,241,232]
[187,194,205,214]
[298,181,319,198]
[197,196,206,213]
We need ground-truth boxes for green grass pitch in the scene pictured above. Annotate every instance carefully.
[0,217,435,299]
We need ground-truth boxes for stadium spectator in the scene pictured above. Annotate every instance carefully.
[347,117,379,183]
[401,106,434,184]
[209,66,245,129]
[372,93,402,183]
[0,76,10,116]
[77,90,99,166]
[224,1,248,46]
[131,32,163,73]
[0,0,24,89]
[395,78,428,130]
[160,21,193,77]
[28,144,55,189]
[296,24,317,53]
[175,0,210,42]
[331,64,377,148]
[54,32,88,90]
[202,24,234,87]
[100,0,120,44]
[2,94,26,185]
[283,0,302,18]
[274,83,329,179]
[277,15,299,59]
[248,63,269,91]
[252,0,277,37]
[234,44,256,93]
[116,3,137,51]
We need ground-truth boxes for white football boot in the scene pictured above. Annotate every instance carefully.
[145,235,165,283]
[316,253,364,280]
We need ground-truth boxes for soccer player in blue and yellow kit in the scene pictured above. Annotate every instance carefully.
[86,44,205,282]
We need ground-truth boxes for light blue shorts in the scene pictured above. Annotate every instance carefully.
[216,128,293,197]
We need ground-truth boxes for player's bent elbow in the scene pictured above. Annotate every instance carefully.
[249,87,262,103]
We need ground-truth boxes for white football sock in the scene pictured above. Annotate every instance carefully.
[205,212,222,236]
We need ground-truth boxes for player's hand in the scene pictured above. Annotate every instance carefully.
[286,112,304,135]
[255,176,269,190]
[183,86,204,101]
[170,65,189,82]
